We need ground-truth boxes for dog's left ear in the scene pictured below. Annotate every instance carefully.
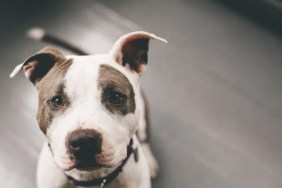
[10,47,64,84]
[109,31,167,75]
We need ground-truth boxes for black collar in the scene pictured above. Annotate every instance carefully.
[65,138,137,187]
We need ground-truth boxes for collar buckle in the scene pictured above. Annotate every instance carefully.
[100,179,106,187]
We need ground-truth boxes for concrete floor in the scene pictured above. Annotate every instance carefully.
[1,0,282,187]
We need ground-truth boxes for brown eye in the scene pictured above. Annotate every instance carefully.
[51,95,64,107]
[109,91,126,105]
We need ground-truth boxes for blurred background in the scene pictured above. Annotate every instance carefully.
[1,0,282,187]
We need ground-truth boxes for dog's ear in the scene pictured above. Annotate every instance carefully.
[10,47,65,84]
[109,31,167,75]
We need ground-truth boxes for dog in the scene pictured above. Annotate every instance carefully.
[10,30,166,188]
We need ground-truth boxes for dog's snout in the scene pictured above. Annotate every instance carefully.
[67,129,102,159]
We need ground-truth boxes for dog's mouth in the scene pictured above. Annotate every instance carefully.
[75,161,102,171]
[63,161,102,171]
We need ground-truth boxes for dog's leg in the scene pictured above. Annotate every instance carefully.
[137,91,159,179]
[140,142,159,179]
[114,136,151,188]
[37,142,74,188]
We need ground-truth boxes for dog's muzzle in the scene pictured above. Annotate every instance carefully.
[66,138,137,187]
[66,129,102,169]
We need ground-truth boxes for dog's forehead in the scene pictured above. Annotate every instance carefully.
[64,55,105,92]
[64,54,137,96]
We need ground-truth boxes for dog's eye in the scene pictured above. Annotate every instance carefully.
[109,91,126,105]
[51,95,64,107]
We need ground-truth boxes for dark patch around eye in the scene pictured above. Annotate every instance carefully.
[47,84,70,110]
[98,65,135,115]
[36,59,72,134]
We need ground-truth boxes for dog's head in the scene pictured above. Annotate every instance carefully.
[11,32,166,171]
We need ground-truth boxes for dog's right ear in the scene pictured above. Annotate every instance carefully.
[10,47,65,84]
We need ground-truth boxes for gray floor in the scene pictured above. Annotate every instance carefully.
[1,0,282,187]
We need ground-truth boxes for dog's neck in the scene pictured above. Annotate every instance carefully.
[65,166,117,182]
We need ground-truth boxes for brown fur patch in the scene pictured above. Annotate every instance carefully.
[36,59,73,134]
[98,64,135,115]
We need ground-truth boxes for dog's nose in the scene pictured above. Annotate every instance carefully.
[67,129,102,159]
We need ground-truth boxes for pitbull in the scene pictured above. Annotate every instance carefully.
[10,31,166,188]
